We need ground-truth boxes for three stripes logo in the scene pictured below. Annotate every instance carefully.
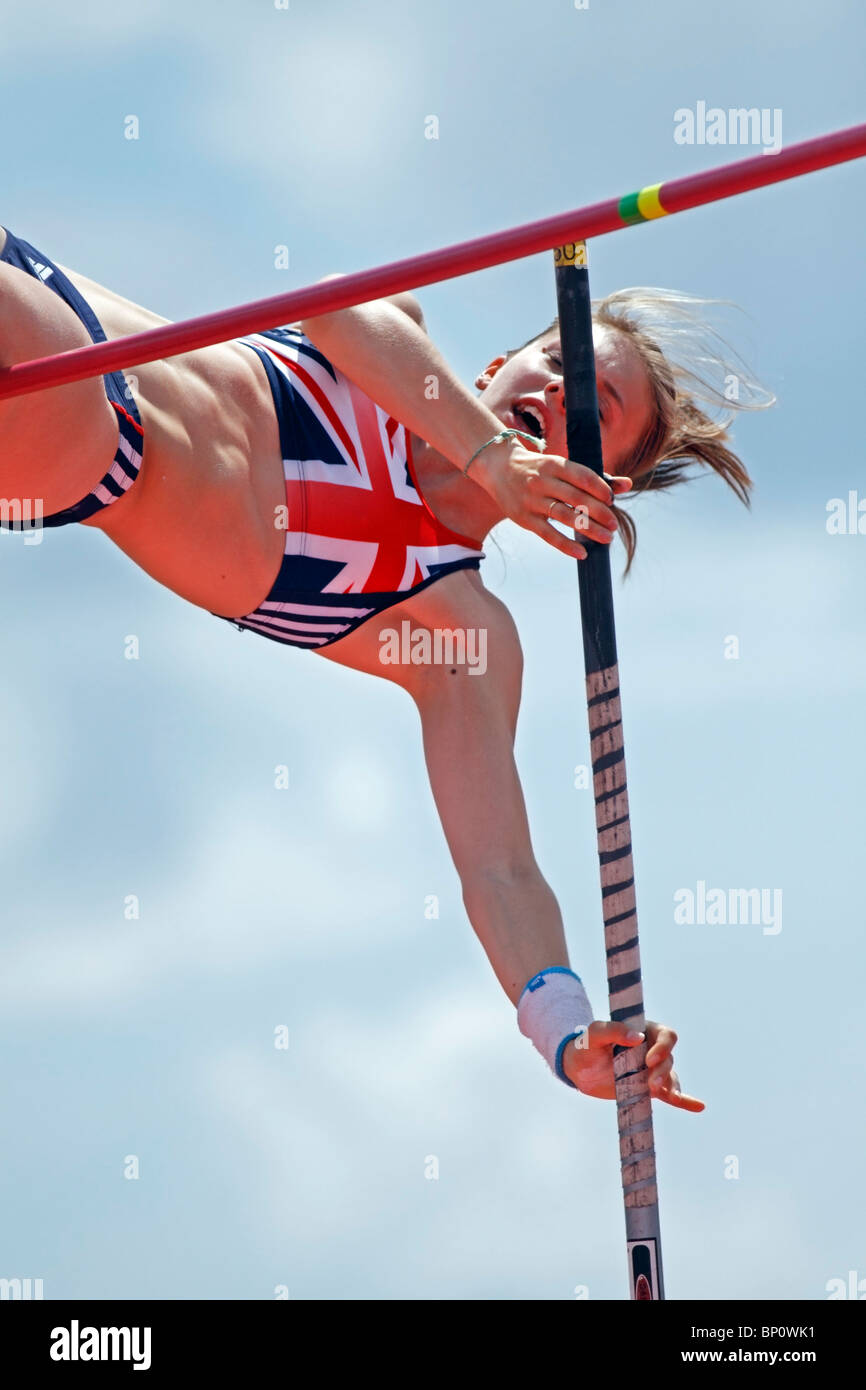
[26,256,54,282]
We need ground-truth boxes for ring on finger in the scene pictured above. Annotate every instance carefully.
[548,498,574,519]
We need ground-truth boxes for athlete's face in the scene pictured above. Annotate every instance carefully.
[475,324,655,476]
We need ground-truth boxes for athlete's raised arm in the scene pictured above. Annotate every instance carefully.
[298,289,631,559]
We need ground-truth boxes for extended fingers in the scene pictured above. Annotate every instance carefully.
[645,1023,678,1066]
[577,1021,705,1111]
[655,1072,706,1113]
[648,1054,674,1090]
[581,1018,705,1111]
[644,1027,706,1112]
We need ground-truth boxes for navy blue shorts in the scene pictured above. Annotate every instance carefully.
[0,229,144,528]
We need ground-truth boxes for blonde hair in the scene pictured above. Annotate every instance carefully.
[510,289,775,572]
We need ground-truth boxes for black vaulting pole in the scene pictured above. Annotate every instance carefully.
[553,239,664,1300]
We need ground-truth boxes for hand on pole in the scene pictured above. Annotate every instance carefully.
[468,438,632,559]
[562,1019,705,1111]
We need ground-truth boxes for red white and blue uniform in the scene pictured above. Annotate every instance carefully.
[0,229,485,651]
[0,229,143,524]
[221,327,485,648]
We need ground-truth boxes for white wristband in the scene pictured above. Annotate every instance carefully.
[517,967,593,1087]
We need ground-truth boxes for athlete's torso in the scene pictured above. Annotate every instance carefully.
[58,267,498,678]
[64,267,289,617]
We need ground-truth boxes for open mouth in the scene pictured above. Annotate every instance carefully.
[512,401,546,447]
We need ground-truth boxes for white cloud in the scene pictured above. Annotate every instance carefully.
[196,987,628,1296]
[190,34,418,214]
[0,796,406,1015]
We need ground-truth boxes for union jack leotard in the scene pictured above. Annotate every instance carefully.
[223,327,486,649]
[0,230,485,650]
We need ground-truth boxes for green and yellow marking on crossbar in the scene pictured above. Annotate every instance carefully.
[618,182,668,226]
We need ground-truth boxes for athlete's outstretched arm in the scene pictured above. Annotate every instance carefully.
[410,584,569,1006]
[409,576,703,1109]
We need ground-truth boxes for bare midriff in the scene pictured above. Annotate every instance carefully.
[45,266,492,681]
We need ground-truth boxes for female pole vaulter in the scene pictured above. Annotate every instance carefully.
[1,222,762,1104]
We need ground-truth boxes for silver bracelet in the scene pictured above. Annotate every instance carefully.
[462,428,539,477]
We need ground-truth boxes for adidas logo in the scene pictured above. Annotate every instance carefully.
[26,256,54,282]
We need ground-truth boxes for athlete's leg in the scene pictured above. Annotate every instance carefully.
[0,259,118,518]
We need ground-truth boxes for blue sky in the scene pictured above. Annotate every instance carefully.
[1,0,864,1300]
